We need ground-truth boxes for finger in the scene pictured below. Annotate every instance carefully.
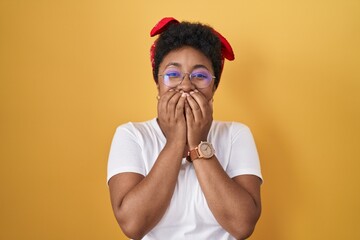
[186,93,202,121]
[167,91,182,115]
[158,89,177,114]
[175,92,187,119]
[184,99,194,122]
[189,90,211,117]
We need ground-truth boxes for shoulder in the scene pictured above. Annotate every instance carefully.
[112,118,163,146]
[115,118,156,135]
[210,121,255,145]
[211,120,251,135]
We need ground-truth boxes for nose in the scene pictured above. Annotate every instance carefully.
[176,73,196,92]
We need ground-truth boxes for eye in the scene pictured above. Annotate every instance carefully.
[164,71,181,78]
[191,71,210,80]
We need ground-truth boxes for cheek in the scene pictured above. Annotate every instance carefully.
[198,89,214,101]
[201,82,216,101]
[157,84,172,96]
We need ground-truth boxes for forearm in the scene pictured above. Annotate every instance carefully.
[193,156,261,239]
[116,141,184,238]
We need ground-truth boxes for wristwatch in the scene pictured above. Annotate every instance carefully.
[186,141,215,162]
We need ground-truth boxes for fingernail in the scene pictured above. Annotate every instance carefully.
[190,91,195,95]
[169,89,174,92]
[181,93,187,97]
[194,89,199,93]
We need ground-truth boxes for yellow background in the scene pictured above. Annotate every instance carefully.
[1,0,359,239]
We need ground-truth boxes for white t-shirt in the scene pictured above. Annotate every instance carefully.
[107,118,262,240]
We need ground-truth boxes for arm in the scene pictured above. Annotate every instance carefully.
[185,92,262,239]
[108,141,184,239]
[108,90,187,239]
[192,159,261,239]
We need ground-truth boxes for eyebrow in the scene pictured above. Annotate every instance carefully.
[164,62,181,68]
[192,64,210,71]
[164,62,211,71]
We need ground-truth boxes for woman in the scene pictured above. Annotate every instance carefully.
[107,17,263,240]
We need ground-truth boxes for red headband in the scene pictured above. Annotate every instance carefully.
[150,17,235,75]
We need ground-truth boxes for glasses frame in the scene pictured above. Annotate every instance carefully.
[158,71,216,89]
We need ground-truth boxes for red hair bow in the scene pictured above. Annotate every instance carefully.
[150,17,235,71]
[150,17,179,37]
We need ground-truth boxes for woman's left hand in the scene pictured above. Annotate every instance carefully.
[185,90,213,149]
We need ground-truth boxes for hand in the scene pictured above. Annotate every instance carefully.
[185,90,213,149]
[157,89,187,145]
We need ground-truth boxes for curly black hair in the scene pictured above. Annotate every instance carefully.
[153,21,223,89]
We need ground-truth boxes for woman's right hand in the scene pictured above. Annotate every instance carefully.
[157,89,187,145]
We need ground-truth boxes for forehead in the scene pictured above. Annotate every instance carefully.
[159,46,213,71]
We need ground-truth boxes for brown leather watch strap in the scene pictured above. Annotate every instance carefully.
[186,148,199,162]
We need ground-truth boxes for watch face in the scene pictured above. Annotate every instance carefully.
[199,142,214,158]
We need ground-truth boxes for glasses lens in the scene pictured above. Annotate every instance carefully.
[163,71,182,87]
[190,70,213,88]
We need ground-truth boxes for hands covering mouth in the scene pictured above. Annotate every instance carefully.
[157,89,213,150]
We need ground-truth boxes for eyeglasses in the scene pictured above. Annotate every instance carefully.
[158,69,215,89]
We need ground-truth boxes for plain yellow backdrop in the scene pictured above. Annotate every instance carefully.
[1,0,359,239]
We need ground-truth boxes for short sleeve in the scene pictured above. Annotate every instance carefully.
[226,123,263,181]
[107,124,146,183]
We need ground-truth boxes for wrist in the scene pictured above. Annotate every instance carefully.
[186,141,215,162]
[166,137,186,149]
